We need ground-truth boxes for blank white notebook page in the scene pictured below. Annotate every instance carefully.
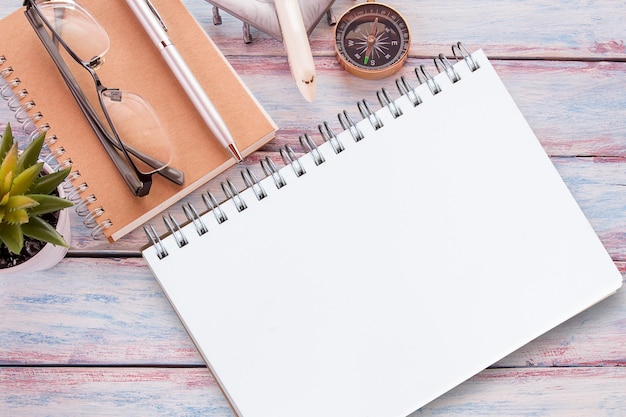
[143,49,622,417]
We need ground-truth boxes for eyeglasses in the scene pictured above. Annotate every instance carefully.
[24,0,184,196]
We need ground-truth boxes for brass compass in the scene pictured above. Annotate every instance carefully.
[334,0,411,79]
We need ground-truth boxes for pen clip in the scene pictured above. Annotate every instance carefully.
[144,0,168,32]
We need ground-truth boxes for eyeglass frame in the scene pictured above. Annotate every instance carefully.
[23,0,184,197]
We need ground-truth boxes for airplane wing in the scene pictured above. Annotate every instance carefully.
[204,0,336,41]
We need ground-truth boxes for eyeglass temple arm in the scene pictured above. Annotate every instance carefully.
[24,6,149,196]
[94,89,184,186]
[94,85,185,186]
[24,4,184,188]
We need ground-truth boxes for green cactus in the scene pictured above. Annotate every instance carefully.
[0,123,73,255]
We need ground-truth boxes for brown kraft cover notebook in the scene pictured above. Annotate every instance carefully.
[0,0,277,241]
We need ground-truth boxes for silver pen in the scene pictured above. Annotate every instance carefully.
[125,0,243,162]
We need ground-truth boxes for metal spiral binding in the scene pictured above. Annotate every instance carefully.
[202,190,228,224]
[83,206,106,229]
[221,179,248,212]
[89,219,111,239]
[280,144,306,177]
[145,42,482,260]
[434,54,461,84]
[241,167,268,200]
[1,50,113,240]
[163,213,188,248]
[338,110,364,142]
[357,99,384,130]
[74,194,97,217]
[64,170,82,190]
[182,202,208,236]
[144,224,168,260]
[0,78,21,100]
[66,181,89,202]
[416,65,442,95]
[377,87,403,118]
[260,156,286,189]
[452,41,480,72]
[14,100,36,123]
[395,75,421,107]
[6,90,29,110]
[318,121,344,154]
[299,133,325,166]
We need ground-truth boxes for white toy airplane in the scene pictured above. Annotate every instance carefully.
[204,0,336,43]
[204,0,337,102]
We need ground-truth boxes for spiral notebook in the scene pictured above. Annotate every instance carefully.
[0,0,276,242]
[142,47,622,417]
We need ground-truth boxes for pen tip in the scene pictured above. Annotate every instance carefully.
[229,143,244,163]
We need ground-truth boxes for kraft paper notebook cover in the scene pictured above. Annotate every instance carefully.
[0,0,277,241]
[142,47,622,417]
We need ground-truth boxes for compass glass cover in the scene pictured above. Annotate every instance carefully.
[335,3,410,72]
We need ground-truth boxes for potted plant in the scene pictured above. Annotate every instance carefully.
[0,123,73,274]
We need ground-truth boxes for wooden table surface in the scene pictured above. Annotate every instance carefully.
[2,0,625,415]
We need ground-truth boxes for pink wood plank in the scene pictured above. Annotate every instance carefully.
[0,367,624,416]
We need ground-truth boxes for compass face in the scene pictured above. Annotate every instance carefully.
[335,2,410,79]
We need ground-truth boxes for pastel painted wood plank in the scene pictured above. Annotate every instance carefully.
[0,367,624,416]
[1,257,623,367]
[422,367,626,416]
[0,367,233,417]
[495,283,626,367]
[187,0,626,60]
[552,157,626,262]
[4,0,624,58]
[0,258,203,366]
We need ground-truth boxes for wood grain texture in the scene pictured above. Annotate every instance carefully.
[1,0,625,415]
[188,0,626,60]
[1,258,624,367]
[1,367,624,416]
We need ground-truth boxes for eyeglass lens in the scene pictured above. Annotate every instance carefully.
[38,0,109,68]
[101,90,172,174]
[36,0,175,178]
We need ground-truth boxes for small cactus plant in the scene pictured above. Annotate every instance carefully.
[0,123,73,256]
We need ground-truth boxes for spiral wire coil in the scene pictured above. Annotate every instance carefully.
[1,50,113,240]
[144,42,480,259]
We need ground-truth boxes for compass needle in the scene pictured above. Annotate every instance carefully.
[364,17,379,65]
[334,1,410,79]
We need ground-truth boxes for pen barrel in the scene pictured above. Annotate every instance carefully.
[160,45,234,149]
[124,0,239,159]
[125,0,167,47]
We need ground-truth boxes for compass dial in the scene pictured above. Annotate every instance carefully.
[335,2,410,79]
